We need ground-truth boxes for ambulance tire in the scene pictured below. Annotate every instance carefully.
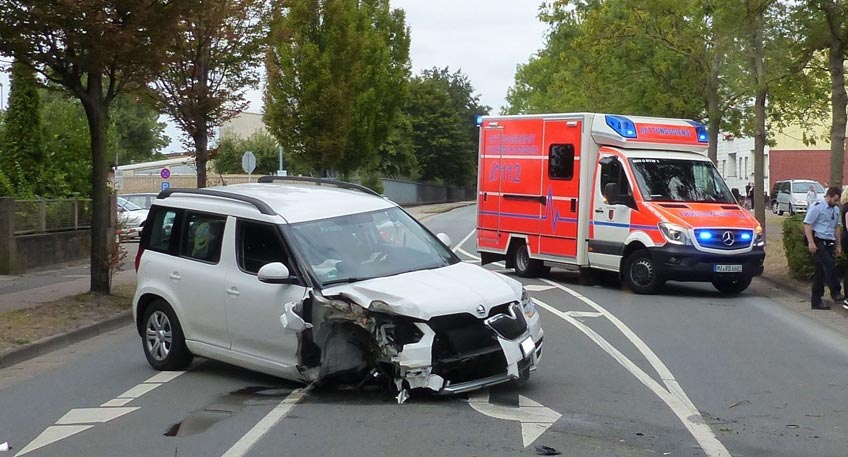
[711,276,752,295]
[623,250,664,294]
[511,242,545,278]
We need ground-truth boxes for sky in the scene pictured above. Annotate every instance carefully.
[0,1,550,154]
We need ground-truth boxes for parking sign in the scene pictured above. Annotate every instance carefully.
[161,181,171,192]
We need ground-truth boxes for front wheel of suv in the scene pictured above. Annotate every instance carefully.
[142,300,193,371]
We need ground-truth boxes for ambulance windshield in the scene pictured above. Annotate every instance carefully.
[629,158,735,203]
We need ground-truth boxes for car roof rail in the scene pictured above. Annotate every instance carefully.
[156,188,277,215]
[257,175,381,197]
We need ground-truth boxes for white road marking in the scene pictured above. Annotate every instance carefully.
[117,383,161,399]
[564,311,604,318]
[101,398,134,407]
[452,229,476,254]
[55,407,139,425]
[14,425,93,456]
[467,389,562,447]
[534,297,731,457]
[524,285,555,292]
[220,388,308,457]
[145,371,185,383]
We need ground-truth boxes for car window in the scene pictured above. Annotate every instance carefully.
[237,220,289,274]
[118,197,143,211]
[147,208,178,252]
[181,212,226,263]
[126,195,150,209]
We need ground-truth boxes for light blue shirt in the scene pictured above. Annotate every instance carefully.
[803,198,840,240]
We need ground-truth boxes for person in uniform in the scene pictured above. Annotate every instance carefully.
[804,186,844,309]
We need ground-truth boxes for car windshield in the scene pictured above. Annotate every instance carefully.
[793,182,824,193]
[289,207,458,286]
[629,157,735,203]
[118,197,143,211]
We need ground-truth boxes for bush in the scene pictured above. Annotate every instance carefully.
[783,213,847,280]
[360,171,384,195]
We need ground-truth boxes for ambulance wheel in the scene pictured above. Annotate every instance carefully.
[512,242,545,278]
[712,276,752,295]
[623,250,664,294]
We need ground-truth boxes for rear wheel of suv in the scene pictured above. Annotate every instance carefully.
[712,276,752,294]
[511,241,546,278]
[142,300,193,371]
[623,249,664,294]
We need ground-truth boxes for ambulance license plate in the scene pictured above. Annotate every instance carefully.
[714,264,743,273]
[520,337,536,358]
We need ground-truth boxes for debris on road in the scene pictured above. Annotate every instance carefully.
[729,400,751,408]
[534,445,561,455]
[0,441,10,452]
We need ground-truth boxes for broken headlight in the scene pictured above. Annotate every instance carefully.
[521,288,536,318]
[378,319,424,347]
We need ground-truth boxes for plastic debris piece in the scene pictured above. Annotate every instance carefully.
[534,445,561,455]
[0,442,10,452]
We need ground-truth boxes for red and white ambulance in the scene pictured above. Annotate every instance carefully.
[476,113,765,294]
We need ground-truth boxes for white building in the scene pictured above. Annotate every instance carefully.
[715,134,770,194]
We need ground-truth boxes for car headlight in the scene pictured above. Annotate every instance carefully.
[658,222,690,245]
[521,288,537,318]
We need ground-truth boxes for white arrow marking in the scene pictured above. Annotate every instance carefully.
[524,285,556,292]
[55,407,139,425]
[467,390,562,447]
[15,425,93,456]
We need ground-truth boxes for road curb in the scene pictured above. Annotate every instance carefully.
[416,201,476,222]
[0,311,133,369]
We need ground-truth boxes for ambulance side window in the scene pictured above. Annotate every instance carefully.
[549,144,575,180]
[600,159,634,206]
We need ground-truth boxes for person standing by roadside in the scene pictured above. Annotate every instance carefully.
[804,186,844,309]
[806,185,817,210]
[842,194,848,311]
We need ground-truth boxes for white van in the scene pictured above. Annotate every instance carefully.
[771,180,824,215]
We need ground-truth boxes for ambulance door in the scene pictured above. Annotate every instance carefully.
[478,125,503,250]
[538,119,582,260]
[589,154,636,271]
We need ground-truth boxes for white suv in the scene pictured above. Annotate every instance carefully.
[132,177,543,400]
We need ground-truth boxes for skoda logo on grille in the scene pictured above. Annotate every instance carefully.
[722,231,735,246]
[476,304,486,316]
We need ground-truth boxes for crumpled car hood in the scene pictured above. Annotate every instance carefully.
[322,262,522,321]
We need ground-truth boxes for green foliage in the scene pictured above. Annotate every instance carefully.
[783,214,815,280]
[402,68,486,186]
[213,131,308,176]
[109,95,169,166]
[265,0,411,177]
[0,62,44,197]
[361,170,384,194]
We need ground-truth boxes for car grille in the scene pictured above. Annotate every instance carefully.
[484,303,528,340]
[694,229,754,250]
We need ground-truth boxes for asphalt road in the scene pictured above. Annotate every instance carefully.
[2,205,848,457]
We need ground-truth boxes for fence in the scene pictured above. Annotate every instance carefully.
[0,197,94,274]
[120,175,475,206]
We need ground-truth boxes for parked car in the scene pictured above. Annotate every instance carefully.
[771,179,824,215]
[133,178,543,401]
[117,196,149,240]
[120,193,158,210]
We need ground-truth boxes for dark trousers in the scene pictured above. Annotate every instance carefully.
[812,238,841,306]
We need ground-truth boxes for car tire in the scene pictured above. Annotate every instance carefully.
[712,276,752,295]
[623,249,664,294]
[788,204,794,216]
[511,242,545,278]
[142,300,193,371]
[772,201,780,215]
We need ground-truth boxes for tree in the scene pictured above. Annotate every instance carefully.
[213,131,308,176]
[0,0,188,294]
[265,0,410,178]
[0,61,44,196]
[153,0,267,188]
[109,95,169,166]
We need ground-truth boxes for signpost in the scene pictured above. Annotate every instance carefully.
[161,181,170,192]
[242,151,257,182]
[160,167,170,193]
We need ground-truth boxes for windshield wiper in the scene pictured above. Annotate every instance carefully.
[322,276,376,286]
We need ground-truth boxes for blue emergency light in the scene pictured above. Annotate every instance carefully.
[698,231,713,241]
[605,115,637,138]
[476,115,483,127]
[740,232,752,241]
[687,121,709,143]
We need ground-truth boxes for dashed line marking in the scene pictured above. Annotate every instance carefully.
[100,398,134,407]
[117,383,161,399]
[55,407,139,425]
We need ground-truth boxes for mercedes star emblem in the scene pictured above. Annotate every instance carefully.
[722,231,735,246]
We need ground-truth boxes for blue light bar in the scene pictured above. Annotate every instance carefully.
[740,233,752,241]
[698,231,713,240]
[476,115,483,127]
[687,120,709,143]
[605,115,637,138]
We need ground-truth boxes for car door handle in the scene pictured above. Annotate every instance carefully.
[169,272,181,280]
[226,287,240,297]
[595,209,604,213]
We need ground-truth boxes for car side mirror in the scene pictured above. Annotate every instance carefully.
[258,262,292,284]
[436,233,452,247]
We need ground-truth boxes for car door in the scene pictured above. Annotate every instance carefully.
[170,211,230,348]
[224,219,305,368]
[589,154,637,271]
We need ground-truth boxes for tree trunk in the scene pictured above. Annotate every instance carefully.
[828,36,847,188]
[706,55,721,165]
[195,126,209,188]
[81,76,112,294]
[749,2,768,233]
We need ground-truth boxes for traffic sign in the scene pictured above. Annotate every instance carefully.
[160,168,171,179]
[242,151,257,174]
[161,181,171,192]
